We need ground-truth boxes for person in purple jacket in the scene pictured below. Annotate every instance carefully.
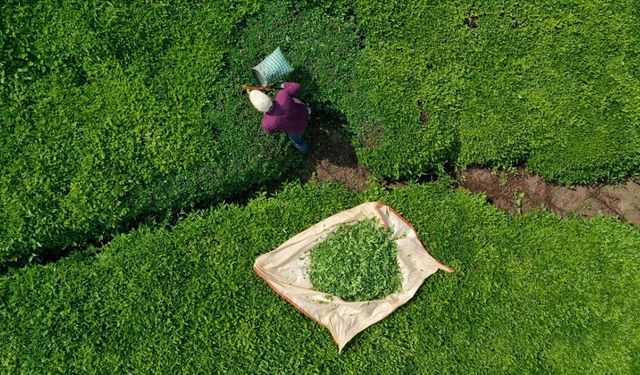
[248,82,310,154]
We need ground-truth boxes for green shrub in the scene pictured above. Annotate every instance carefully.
[223,0,361,108]
[1,181,638,373]
[0,0,360,267]
[345,42,462,179]
[343,0,640,184]
[0,0,278,266]
[309,218,402,301]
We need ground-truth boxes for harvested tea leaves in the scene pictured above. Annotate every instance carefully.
[309,218,402,301]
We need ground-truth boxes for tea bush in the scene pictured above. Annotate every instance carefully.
[0,0,359,267]
[1,182,638,373]
[0,0,272,266]
[343,0,640,183]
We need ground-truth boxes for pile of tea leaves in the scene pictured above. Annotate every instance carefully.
[309,218,402,301]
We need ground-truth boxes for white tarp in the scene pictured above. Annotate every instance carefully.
[254,202,453,352]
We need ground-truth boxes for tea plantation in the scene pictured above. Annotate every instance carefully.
[3,0,639,266]
[343,0,640,183]
[0,0,359,266]
[1,0,639,372]
[1,182,638,373]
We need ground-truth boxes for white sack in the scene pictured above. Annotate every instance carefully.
[254,202,453,352]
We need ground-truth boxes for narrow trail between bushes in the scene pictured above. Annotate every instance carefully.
[294,117,372,191]
[458,168,640,225]
[297,124,640,226]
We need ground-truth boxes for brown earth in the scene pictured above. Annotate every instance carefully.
[298,122,372,191]
[297,115,639,226]
[458,167,640,225]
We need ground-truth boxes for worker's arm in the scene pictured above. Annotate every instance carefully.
[263,124,276,134]
[242,84,273,91]
[276,82,301,98]
[262,116,278,134]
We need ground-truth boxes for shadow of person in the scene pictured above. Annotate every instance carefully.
[288,67,359,170]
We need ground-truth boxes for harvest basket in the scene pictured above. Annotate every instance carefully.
[252,47,294,86]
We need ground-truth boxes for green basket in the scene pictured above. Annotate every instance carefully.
[252,47,294,86]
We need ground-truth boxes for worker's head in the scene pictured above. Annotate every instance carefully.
[249,90,273,113]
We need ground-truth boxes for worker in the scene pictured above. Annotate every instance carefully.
[248,82,310,154]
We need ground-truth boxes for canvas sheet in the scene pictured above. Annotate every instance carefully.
[254,202,453,352]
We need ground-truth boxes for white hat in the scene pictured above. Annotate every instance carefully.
[249,90,273,112]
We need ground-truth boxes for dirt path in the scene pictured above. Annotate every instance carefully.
[298,113,640,226]
[458,168,640,225]
[297,119,372,191]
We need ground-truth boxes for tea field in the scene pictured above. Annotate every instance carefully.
[2,0,639,266]
[1,0,639,372]
[1,182,638,373]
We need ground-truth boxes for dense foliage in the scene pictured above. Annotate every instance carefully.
[2,182,638,373]
[342,0,640,183]
[2,0,638,266]
[0,0,359,266]
[310,218,402,301]
[1,2,638,371]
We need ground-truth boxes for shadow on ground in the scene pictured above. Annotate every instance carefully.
[295,102,372,191]
[289,67,372,191]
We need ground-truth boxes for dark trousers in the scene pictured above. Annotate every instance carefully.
[287,132,308,154]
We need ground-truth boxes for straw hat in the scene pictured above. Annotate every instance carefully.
[249,90,273,112]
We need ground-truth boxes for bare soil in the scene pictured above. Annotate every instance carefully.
[297,122,372,191]
[458,167,640,225]
[296,109,639,226]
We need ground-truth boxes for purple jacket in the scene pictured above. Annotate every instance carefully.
[262,82,309,134]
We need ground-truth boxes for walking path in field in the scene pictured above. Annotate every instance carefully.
[297,122,372,192]
[299,123,640,226]
[458,168,640,226]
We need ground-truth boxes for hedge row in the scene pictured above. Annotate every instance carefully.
[342,0,640,183]
[2,181,638,373]
[4,0,637,266]
[0,0,359,266]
